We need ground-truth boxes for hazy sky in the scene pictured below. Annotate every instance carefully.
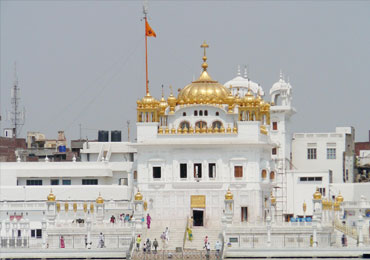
[1,1,369,142]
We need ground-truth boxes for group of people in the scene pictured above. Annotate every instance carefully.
[136,227,169,254]
[204,236,222,259]
[136,235,159,254]
[109,213,135,224]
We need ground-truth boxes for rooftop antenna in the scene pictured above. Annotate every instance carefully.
[7,62,25,138]
[127,120,130,142]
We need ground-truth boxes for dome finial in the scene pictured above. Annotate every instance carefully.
[237,65,241,76]
[244,65,248,79]
[161,84,164,98]
[169,85,173,96]
[279,69,283,81]
[200,41,209,71]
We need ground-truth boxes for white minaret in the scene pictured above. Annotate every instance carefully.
[269,71,296,222]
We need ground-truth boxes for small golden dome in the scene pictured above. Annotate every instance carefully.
[313,188,322,200]
[159,97,168,110]
[96,193,104,204]
[47,190,56,202]
[244,89,255,103]
[135,190,143,201]
[137,93,159,109]
[336,192,344,203]
[225,189,233,200]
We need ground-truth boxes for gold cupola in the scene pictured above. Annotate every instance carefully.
[47,189,56,202]
[159,86,168,115]
[225,189,233,200]
[135,190,143,201]
[177,41,231,105]
[313,188,322,200]
[167,85,177,114]
[96,193,104,204]
[336,192,344,203]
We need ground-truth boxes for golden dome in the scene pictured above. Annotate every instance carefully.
[137,93,159,109]
[47,190,56,202]
[135,190,143,201]
[96,193,104,204]
[225,189,233,200]
[177,41,231,105]
[336,192,344,203]
[313,188,322,200]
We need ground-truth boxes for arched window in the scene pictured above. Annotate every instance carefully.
[179,121,190,130]
[199,110,203,116]
[195,121,207,129]
[194,110,198,116]
[270,171,275,180]
[204,110,208,116]
[215,112,219,116]
[183,112,186,116]
[212,121,223,129]
[261,170,267,179]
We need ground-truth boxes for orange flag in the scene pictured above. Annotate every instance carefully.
[145,20,156,37]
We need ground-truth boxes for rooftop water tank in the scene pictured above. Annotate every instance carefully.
[111,130,121,142]
[98,130,109,142]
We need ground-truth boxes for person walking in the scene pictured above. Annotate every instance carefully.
[153,238,159,254]
[204,236,208,246]
[146,238,151,253]
[205,242,211,260]
[146,213,152,229]
[215,240,222,259]
[136,235,141,251]
[98,232,105,248]
[60,236,65,248]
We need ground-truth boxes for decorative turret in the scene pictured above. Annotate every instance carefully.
[47,190,56,201]
[96,193,104,204]
[336,192,344,203]
[135,190,143,201]
[313,188,322,200]
[225,189,233,200]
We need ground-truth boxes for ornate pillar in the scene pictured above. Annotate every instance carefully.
[312,188,322,224]
[95,193,105,224]
[266,214,272,247]
[46,190,57,226]
[357,212,364,247]
[41,213,48,249]
[5,218,10,248]
[133,190,144,230]
[224,189,234,227]
[86,213,92,249]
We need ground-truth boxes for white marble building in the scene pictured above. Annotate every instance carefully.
[134,43,276,227]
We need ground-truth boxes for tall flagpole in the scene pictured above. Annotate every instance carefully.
[143,4,149,95]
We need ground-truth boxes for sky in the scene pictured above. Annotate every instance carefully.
[1,0,369,142]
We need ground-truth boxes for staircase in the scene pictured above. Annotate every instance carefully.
[185,227,221,250]
[139,222,185,251]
